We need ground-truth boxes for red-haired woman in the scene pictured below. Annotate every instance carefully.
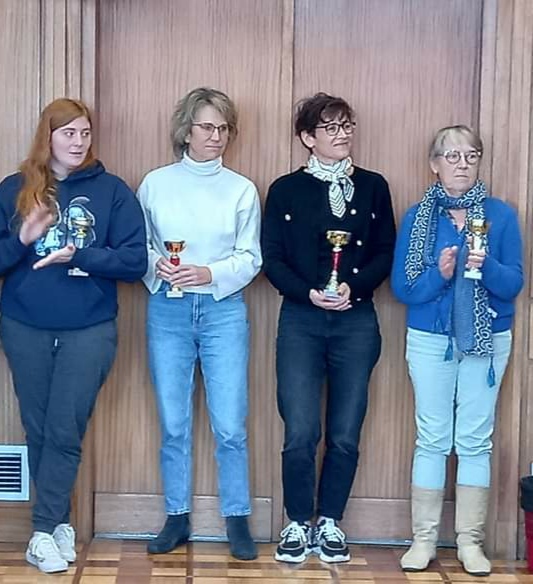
[0,98,147,573]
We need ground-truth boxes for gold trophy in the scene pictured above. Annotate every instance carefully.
[68,215,91,277]
[164,240,186,298]
[324,230,351,298]
[464,218,489,280]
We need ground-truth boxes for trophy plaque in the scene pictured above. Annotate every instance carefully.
[164,240,186,298]
[324,230,351,298]
[67,215,91,277]
[464,219,489,280]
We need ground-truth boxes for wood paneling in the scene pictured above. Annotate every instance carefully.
[0,0,41,446]
[94,494,272,541]
[0,0,97,543]
[0,0,532,558]
[93,0,290,535]
[478,0,533,559]
[0,0,41,543]
[292,0,482,541]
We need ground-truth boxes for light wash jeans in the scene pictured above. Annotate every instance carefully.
[147,290,251,517]
[406,327,512,489]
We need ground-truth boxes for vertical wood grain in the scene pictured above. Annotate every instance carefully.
[479,0,533,560]
[0,0,531,555]
[293,0,482,508]
[93,1,290,532]
[0,0,42,542]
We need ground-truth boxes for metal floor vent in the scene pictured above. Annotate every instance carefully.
[0,445,29,501]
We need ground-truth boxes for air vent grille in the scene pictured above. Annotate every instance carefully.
[0,445,29,501]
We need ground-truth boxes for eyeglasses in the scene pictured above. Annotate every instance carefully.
[438,150,481,165]
[315,121,356,137]
[191,122,230,136]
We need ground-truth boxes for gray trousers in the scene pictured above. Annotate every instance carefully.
[0,316,117,533]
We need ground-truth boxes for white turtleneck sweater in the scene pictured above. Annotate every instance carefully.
[137,153,262,300]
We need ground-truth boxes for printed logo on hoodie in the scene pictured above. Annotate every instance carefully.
[35,196,96,257]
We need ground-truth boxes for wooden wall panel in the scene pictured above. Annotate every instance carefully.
[93,0,291,535]
[293,0,482,514]
[0,0,97,542]
[0,0,531,557]
[0,0,41,450]
[480,0,533,560]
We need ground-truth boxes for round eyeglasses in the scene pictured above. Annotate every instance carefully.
[315,121,356,137]
[439,150,481,165]
[191,122,230,136]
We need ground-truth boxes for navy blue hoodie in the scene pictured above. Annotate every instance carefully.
[0,161,147,330]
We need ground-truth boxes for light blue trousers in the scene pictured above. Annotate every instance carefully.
[147,290,252,517]
[406,328,512,489]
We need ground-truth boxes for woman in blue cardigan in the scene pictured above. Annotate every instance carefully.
[392,125,523,576]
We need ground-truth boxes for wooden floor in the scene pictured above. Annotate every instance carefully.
[0,539,532,583]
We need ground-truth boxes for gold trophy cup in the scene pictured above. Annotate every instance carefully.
[164,240,186,298]
[68,215,91,277]
[464,219,489,280]
[324,230,351,298]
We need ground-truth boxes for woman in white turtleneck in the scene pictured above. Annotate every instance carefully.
[137,87,261,560]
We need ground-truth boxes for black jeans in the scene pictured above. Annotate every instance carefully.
[276,299,381,522]
[0,316,117,533]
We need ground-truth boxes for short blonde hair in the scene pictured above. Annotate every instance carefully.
[429,125,483,160]
[170,87,238,159]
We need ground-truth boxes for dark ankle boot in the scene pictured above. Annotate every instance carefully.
[226,516,257,560]
[147,514,190,554]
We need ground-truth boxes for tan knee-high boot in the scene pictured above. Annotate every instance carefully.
[401,486,445,571]
[455,485,491,576]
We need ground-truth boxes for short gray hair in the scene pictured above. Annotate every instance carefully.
[429,125,483,159]
[170,87,238,159]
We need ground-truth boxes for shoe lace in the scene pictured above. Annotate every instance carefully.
[33,535,62,560]
[317,519,345,543]
[280,522,308,544]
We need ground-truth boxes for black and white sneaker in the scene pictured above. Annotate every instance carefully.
[314,517,350,563]
[275,521,313,563]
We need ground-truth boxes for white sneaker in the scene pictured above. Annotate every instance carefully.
[314,517,350,563]
[53,523,77,562]
[26,531,68,573]
[275,521,313,563]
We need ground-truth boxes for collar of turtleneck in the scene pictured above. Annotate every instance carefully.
[181,151,223,176]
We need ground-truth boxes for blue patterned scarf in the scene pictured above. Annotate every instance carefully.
[405,180,495,385]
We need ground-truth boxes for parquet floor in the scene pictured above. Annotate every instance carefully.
[0,540,532,584]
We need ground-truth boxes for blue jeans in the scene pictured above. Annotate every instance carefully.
[276,299,381,522]
[406,328,512,489]
[0,316,117,533]
[147,290,251,517]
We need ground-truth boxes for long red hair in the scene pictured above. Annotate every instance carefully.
[17,98,96,218]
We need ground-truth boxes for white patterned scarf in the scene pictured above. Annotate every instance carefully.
[306,155,354,218]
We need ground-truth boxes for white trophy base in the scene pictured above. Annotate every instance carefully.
[464,268,482,280]
[68,267,89,277]
[166,289,184,298]
[324,288,340,299]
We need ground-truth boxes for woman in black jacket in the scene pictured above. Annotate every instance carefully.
[262,93,396,564]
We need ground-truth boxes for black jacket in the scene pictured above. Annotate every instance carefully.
[262,167,396,304]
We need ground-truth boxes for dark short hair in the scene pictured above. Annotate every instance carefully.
[294,93,354,148]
